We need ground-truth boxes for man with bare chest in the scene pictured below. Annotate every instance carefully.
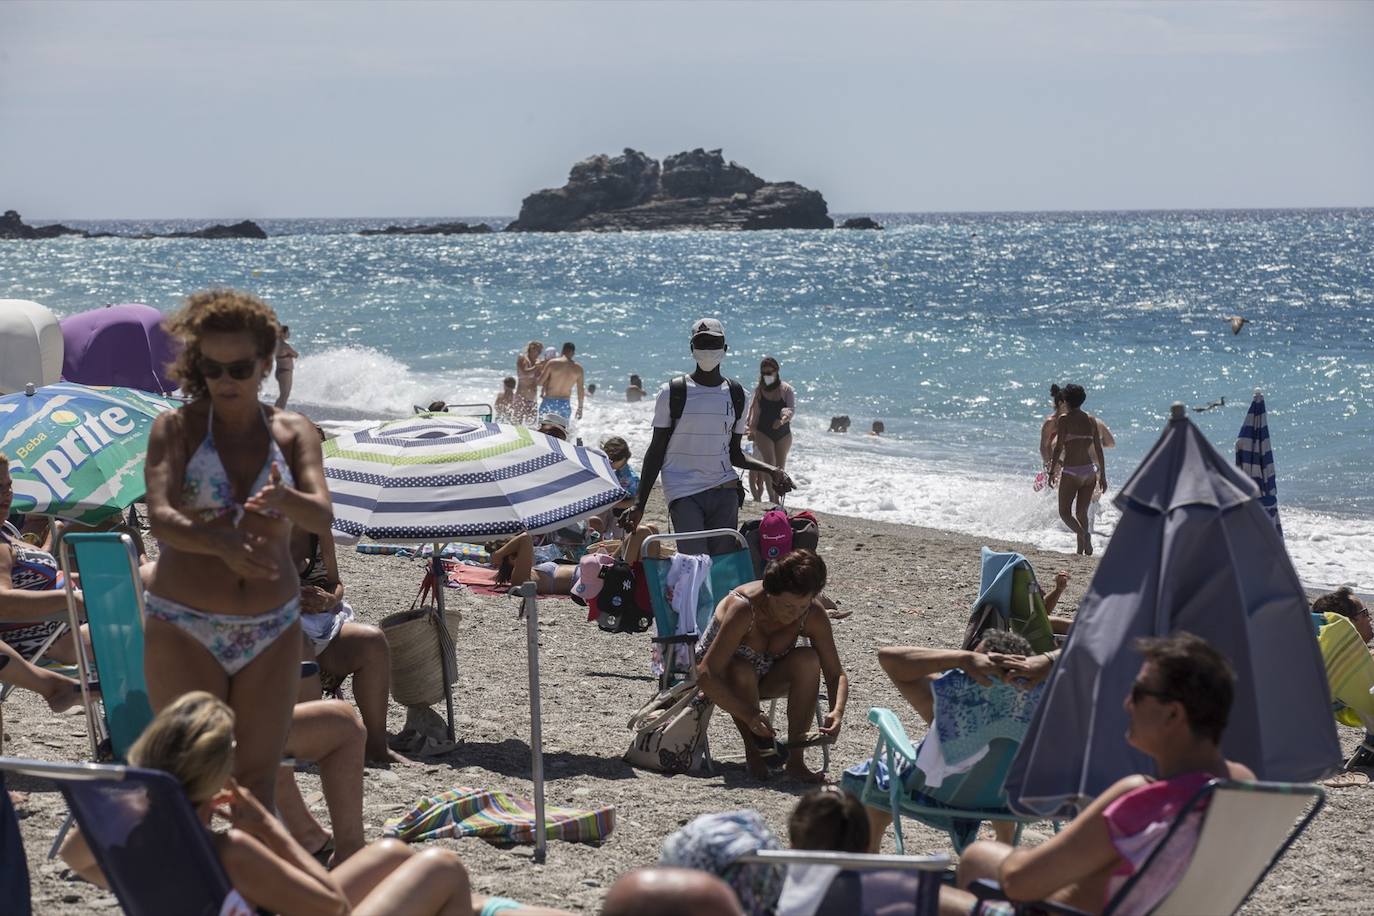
[538,341,585,422]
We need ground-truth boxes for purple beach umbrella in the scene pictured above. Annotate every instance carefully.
[60,303,180,395]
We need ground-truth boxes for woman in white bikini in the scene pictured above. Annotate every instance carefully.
[144,290,334,809]
[1047,384,1107,555]
[694,550,849,783]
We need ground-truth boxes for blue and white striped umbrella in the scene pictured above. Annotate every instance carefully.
[323,415,629,544]
[1236,389,1282,536]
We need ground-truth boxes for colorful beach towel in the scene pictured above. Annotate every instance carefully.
[440,560,574,600]
[933,670,1045,767]
[1316,612,1374,730]
[356,542,491,562]
[384,787,614,844]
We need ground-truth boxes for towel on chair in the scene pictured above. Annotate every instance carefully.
[932,671,1045,771]
[1316,612,1374,730]
[384,787,614,844]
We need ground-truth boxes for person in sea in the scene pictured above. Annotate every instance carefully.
[538,341,586,423]
[143,289,335,810]
[514,340,545,426]
[1,453,89,667]
[625,373,647,403]
[1047,383,1107,555]
[494,376,518,423]
[869,420,884,436]
[940,631,1254,916]
[60,691,476,916]
[746,357,797,505]
[694,549,848,783]
[619,317,793,556]
[273,325,298,410]
[1040,383,1115,523]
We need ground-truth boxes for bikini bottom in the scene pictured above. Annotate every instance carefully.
[145,592,300,676]
[1061,463,1098,483]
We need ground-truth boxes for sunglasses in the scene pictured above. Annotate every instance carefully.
[1130,681,1177,705]
[199,357,258,380]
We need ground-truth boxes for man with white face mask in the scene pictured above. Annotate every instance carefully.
[620,318,794,555]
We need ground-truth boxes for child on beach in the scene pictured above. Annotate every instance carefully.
[495,376,518,422]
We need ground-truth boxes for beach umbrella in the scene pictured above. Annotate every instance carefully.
[1236,389,1281,536]
[1006,404,1341,818]
[60,304,180,395]
[0,299,64,395]
[0,382,177,525]
[322,414,627,545]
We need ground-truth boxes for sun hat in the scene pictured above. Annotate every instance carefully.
[537,413,568,433]
[690,318,725,340]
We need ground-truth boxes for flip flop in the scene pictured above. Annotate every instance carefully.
[753,734,789,770]
[786,731,836,749]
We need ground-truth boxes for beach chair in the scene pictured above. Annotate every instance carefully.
[737,849,951,916]
[967,779,1325,916]
[963,548,1057,655]
[0,619,72,756]
[854,706,1051,855]
[58,532,153,764]
[640,529,831,772]
[0,757,236,916]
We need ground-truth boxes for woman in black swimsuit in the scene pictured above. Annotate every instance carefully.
[746,357,797,504]
[694,550,849,782]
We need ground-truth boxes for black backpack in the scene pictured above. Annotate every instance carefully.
[667,374,747,436]
[596,560,651,634]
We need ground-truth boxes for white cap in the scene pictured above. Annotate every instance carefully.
[690,317,725,340]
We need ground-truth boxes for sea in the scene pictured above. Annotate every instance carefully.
[4,209,1371,590]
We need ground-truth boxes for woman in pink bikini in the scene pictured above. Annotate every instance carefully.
[143,289,333,809]
[940,632,1255,915]
[1047,383,1107,555]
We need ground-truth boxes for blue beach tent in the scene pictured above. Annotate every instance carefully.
[1005,405,1341,818]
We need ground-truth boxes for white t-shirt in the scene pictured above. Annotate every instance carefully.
[652,377,748,504]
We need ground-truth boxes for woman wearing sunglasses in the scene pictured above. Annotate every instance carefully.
[143,289,333,810]
[939,632,1254,915]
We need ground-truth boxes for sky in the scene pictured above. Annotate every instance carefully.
[2,0,1372,219]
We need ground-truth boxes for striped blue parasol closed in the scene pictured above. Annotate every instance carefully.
[322,415,629,544]
[1236,390,1281,536]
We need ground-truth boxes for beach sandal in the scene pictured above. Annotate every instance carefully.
[752,734,789,771]
[785,731,836,750]
[310,835,335,867]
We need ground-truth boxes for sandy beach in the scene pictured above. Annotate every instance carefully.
[7,497,1370,914]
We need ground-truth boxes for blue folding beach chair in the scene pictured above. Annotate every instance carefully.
[59,532,154,764]
[0,757,235,916]
[851,706,1052,855]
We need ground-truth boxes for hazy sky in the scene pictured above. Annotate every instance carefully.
[3,0,1372,218]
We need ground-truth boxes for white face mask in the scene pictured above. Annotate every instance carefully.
[692,348,725,371]
[762,373,777,385]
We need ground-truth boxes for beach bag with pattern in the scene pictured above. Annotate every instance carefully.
[624,679,715,774]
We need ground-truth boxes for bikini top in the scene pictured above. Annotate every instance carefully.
[0,525,61,592]
[181,404,296,523]
[729,588,810,660]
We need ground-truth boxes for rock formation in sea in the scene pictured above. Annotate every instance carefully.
[0,210,87,239]
[839,216,883,230]
[1,211,268,240]
[505,148,833,232]
[359,222,493,236]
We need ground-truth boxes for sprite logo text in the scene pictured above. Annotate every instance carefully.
[30,408,135,499]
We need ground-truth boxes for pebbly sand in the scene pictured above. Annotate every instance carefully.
[6,497,1371,914]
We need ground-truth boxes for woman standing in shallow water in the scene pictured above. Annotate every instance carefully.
[1048,383,1106,555]
[746,357,797,504]
[143,290,334,809]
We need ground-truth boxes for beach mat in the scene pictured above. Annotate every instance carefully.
[384,786,614,844]
[442,561,572,600]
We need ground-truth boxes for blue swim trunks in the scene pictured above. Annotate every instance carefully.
[540,396,572,420]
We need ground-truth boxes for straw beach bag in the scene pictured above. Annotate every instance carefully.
[381,575,462,707]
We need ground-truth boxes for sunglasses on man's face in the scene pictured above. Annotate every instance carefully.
[199,357,258,380]
[1130,681,1177,705]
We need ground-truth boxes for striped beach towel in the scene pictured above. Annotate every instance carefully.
[1236,391,1282,536]
[1315,612,1374,730]
[384,787,614,844]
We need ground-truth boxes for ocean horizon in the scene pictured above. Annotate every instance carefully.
[4,207,1371,590]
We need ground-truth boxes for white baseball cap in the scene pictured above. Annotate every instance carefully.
[690,317,725,340]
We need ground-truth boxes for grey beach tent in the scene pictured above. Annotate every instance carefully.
[1006,405,1341,818]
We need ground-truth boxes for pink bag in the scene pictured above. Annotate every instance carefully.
[758,508,794,567]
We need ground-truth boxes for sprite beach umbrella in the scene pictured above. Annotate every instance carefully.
[1236,389,1281,536]
[1005,405,1340,818]
[323,414,628,545]
[0,382,178,524]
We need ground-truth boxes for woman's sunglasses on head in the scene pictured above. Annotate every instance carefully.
[199,357,258,380]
